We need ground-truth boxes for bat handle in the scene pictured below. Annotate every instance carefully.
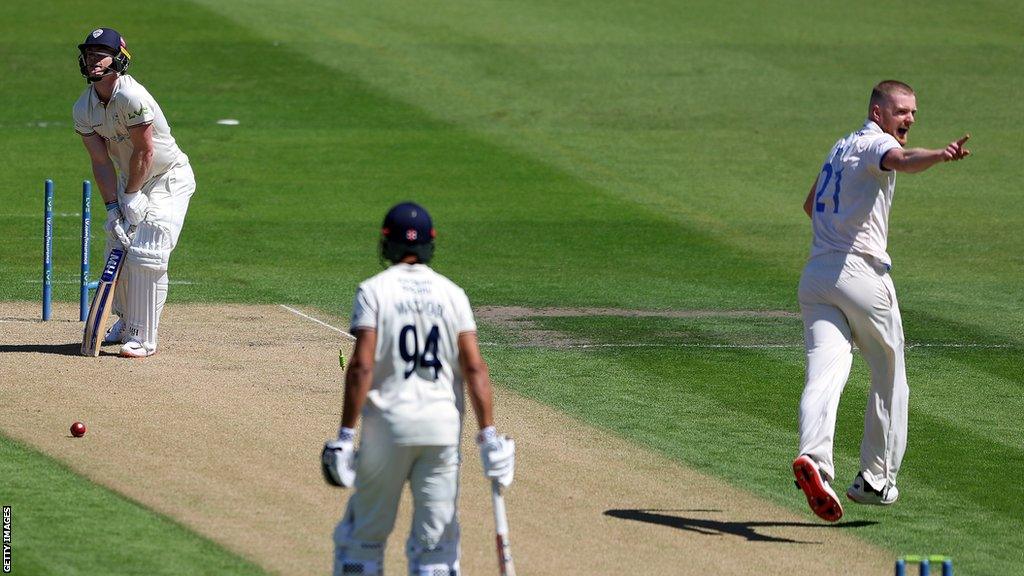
[491,481,509,535]
[491,480,516,576]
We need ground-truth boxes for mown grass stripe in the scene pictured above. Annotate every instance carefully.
[0,433,267,576]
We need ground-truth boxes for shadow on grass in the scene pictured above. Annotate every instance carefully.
[0,343,86,356]
[604,509,877,544]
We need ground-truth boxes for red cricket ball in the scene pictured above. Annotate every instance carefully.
[70,421,87,438]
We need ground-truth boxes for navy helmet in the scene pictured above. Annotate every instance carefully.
[380,202,436,265]
[78,28,131,82]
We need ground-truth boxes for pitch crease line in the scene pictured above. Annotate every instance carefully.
[478,342,1016,350]
[279,304,355,340]
[23,279,195,285]
[478,342,798,349]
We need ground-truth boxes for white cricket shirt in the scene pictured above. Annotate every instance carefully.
[810,121,901,266]
[73,75,188,187]
[350,263,477,446]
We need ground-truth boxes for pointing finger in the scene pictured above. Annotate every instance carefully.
[956,134,971,146]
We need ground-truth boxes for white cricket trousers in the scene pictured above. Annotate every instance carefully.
[104,163,195,256]
[797,251,909,491]
[105,164,195,350]
[334,430,461,576]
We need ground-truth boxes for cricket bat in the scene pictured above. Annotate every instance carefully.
[491,480,516,576]
[81,249,125,356]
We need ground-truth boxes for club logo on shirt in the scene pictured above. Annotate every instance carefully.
[398,278,431,294]
[126,105,150,121]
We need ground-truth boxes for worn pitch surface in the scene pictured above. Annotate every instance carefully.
[0,302,892,574]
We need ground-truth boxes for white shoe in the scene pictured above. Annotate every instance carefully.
[103,318,127,345]
[846,472,899,505]
[119,340,157,358]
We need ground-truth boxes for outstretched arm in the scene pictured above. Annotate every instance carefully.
[882,134,971,173]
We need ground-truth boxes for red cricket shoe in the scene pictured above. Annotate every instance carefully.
[792,455,843,522]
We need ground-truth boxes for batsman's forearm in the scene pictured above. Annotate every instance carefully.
[340,363,372,429]
[90,160,119,204]
[124,148,153,193]
[465,364,495,430]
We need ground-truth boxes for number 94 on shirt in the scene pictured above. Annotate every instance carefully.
[398,324,442,380]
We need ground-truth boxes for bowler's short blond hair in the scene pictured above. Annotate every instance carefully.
[869,80,915,110]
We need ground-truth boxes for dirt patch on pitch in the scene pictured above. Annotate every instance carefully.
[475,305,799,348]
[0,302,889,575]
[475,306,799,321]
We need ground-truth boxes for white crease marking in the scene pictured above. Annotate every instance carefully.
[279,304,355,340]
[478,342,1017,350]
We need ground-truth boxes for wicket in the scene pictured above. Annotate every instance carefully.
[42,179,100,321]
[895,555,953,576]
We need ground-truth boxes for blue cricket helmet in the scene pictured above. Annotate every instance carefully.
[78,27,132,82]
[380,202,436,264]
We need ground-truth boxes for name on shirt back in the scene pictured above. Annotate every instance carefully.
[395,300,445,319]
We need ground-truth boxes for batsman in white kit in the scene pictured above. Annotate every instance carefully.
[322,202,515,575]
[73,27,196,357]
[793,81,970,522]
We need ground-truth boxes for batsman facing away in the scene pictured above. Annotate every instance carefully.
[321,202,516,576]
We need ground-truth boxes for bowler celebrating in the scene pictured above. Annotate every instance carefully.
[793,81,970,522]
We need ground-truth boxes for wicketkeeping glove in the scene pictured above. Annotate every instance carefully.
[321,427,357,488]
[104,201,131,250]
[477,426,515,488]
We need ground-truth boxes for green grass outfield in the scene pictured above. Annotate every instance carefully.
[0,434,267,575]
[2,0,1022,573]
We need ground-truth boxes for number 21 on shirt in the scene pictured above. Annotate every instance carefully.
[814,162,843,214]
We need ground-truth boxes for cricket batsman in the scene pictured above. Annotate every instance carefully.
[73,27,196,357]
[321,202,516,575]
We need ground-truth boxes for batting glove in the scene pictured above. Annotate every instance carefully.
[104,201,131,250]
[477,426,515,488]
[321,427,357,488]
[121,191,150,226]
